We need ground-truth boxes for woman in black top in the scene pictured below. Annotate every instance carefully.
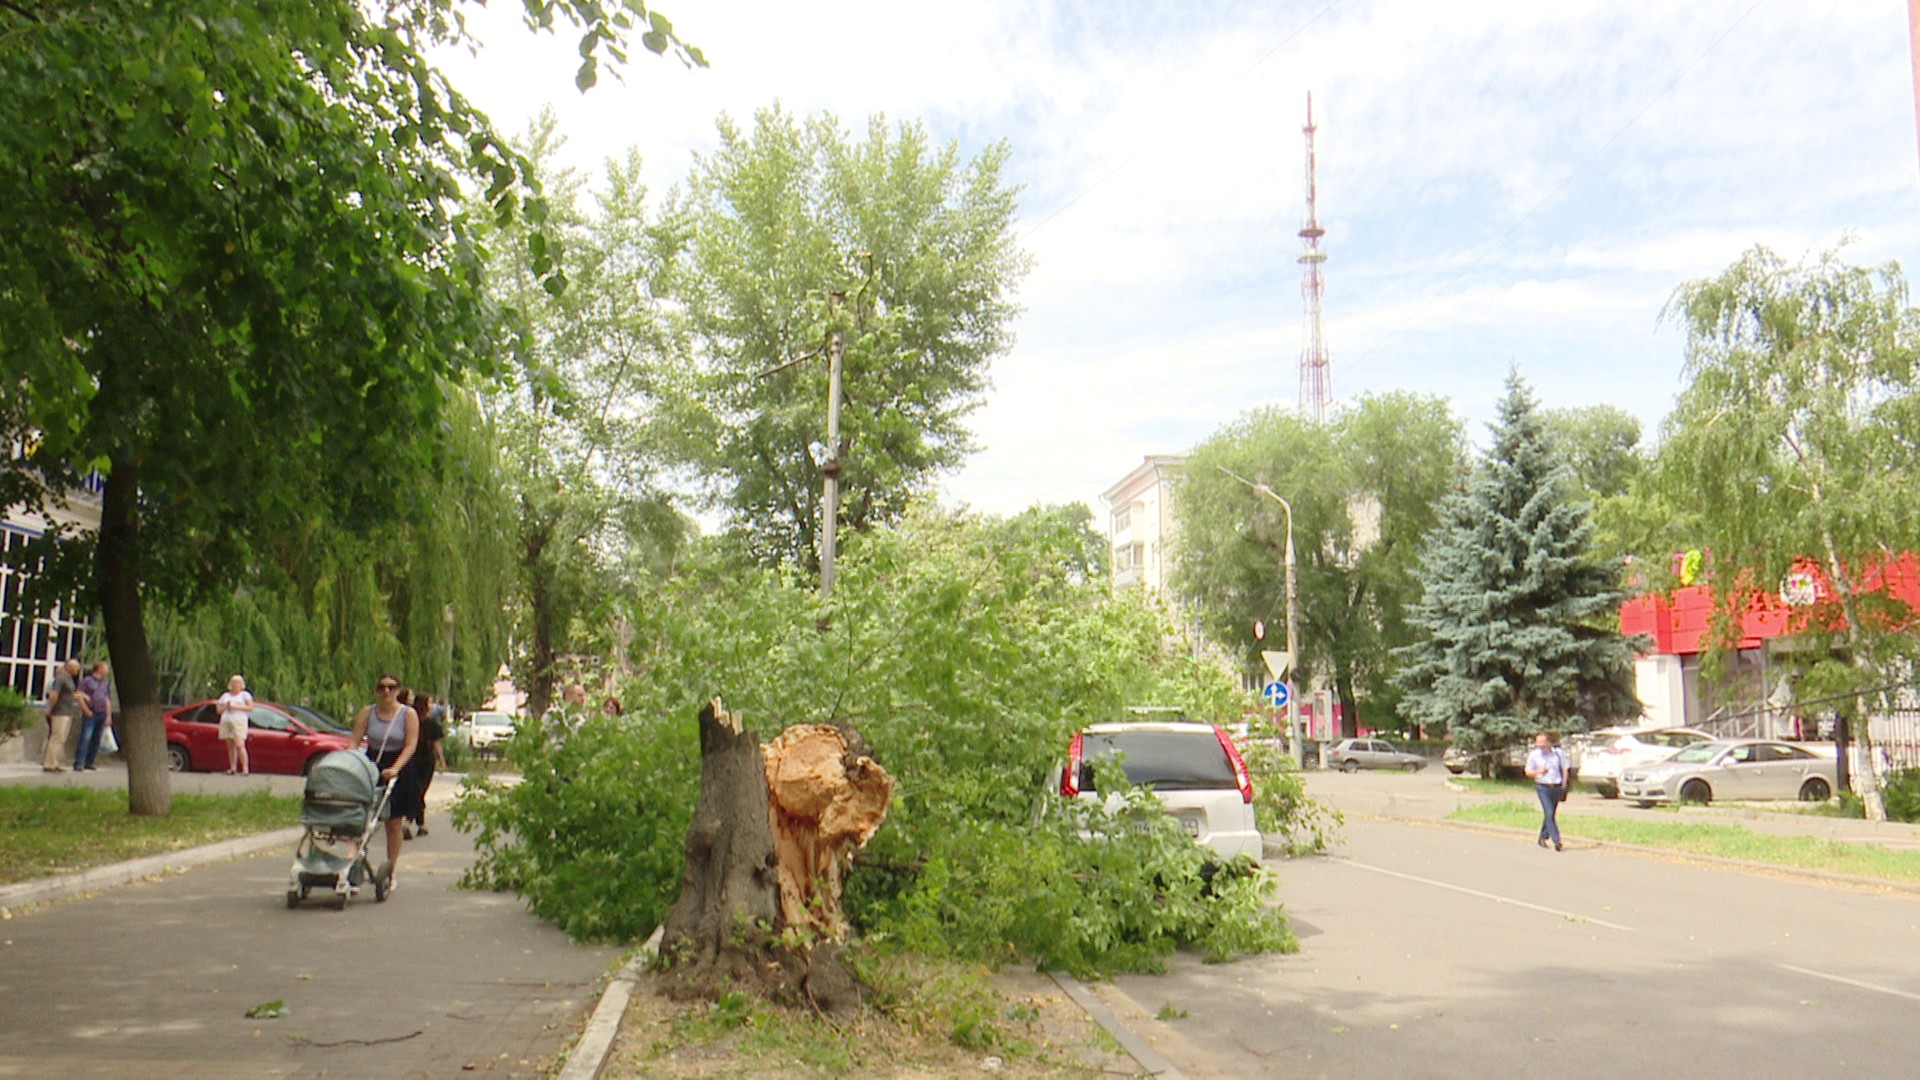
[408,693,447,837]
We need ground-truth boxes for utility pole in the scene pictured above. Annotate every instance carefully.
[1217,465,1306,768]
[819,292,846,601]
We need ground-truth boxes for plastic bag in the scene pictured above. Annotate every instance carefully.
[100,725,118,755]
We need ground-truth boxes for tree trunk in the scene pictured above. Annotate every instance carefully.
[1334,664,1360,740]
[520,510,555,720]
[658,700,888,1019]
[97,454,169,816]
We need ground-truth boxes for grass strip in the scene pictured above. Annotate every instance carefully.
[1449,799,1920,883]
[0,786,299,884]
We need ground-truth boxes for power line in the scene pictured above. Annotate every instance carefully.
[1342,0,1768,378]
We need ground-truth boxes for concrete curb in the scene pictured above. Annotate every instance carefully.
[0,826,304,912]
[562,925,662,1080]
[1049,970,1187,1080]
[1361,812,1920,896]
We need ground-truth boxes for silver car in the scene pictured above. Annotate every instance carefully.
[1325,737,1427,773]
[1055,721,1263,860]
[1619,738,1837,806]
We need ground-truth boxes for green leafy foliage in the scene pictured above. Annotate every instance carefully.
[663,107,1030,571]
[459,506,1308,972]
[1881,769,1920,824]
[1174,393,1464,732]
[1657,245,1920,736]
[1396,374,1638,748]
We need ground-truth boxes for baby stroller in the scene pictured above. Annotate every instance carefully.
[286,750,394,909]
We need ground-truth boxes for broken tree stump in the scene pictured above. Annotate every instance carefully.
[763,724,895,942]
[658,698,780,993]
[656,700,893,1018]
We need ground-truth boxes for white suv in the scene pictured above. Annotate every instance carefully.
[463,710,519,753]
[1574,726,1713,798]
[1054,721,1262,860]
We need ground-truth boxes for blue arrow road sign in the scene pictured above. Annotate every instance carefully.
[1262,681,1291,708]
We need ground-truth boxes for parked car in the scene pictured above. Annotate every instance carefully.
[280,703,353,736]
[1053,721,1262,860]
[1443,742,1533,778]
[1325,737,1427,773]
[462,710,519,754]
[1620,738,1838,807]
[1573,726,1714,798]
[164,700,354,775]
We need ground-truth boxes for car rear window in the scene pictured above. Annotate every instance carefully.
[1081,731,1236,791]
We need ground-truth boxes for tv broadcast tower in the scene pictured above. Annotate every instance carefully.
[1297,93,1331,422]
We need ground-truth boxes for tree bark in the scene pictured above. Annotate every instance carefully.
[659,698,781,987]
[520,507,555,720]
[97,452,169,816]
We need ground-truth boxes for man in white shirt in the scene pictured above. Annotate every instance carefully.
[1523,731,1570,852]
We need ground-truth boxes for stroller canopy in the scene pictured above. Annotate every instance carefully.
[305,750,378,807]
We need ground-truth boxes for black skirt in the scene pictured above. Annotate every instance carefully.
[370,749,424,822]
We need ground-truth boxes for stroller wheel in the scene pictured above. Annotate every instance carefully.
[334,890,349,911]
[374,875,389,902]
[285,889,300,910]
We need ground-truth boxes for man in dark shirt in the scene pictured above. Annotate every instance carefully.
[44,659,83,773]
[75,661,113,771]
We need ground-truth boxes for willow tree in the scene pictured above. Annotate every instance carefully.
[1659,244,1920,819]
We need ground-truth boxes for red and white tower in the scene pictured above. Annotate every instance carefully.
[1297,93,1331,421]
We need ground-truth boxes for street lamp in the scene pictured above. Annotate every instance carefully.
[1217,465,1305,768]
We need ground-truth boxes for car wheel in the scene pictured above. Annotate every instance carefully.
[302,754,325,777]
[1598,784,1619,800]
[1800,778,1832,802]
[1340,761,1359,773]
[166,743,191,773]
[1403,761,1421,773]
[1446,765,1465,775]
[1678,779,1711,805]
[1634,800,1655,809]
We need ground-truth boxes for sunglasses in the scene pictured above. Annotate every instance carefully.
[376,682,399,691]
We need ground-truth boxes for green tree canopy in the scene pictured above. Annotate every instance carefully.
[1396,375,1638,749]
[0,0,689,814]
[1658,244,1920,814]
[1173,393,1464,734]
[664,106,1030,570]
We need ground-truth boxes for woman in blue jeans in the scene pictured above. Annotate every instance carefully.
[1524,731,1569,852]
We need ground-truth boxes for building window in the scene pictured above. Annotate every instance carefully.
[0,523,88,701]
[1112,505,1131,533]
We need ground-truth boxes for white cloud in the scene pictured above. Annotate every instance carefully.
[435,0,1920,521]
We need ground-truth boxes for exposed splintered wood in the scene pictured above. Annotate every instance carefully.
[763,724,895,942]
[657,701,891,1019]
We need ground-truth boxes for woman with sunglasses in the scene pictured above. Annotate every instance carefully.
[350,675,421,892]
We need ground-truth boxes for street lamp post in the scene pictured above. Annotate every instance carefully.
[1218,466,1305,768]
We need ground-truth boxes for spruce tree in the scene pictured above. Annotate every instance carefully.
[1396,374,1638,753]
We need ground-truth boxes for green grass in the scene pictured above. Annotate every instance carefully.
[0,786,300,885]
[1449,799,1920,883]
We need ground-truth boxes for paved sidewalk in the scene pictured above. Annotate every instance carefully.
[1308,769,1920,850]
[0,764,614,1079]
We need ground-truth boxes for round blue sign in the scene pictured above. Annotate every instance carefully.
[1261,681,1291,708]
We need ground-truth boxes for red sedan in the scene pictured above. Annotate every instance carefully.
[164,700,354,776]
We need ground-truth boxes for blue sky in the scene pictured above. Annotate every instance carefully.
[436,0,1920,517]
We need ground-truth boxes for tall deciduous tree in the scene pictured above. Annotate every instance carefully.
[1397,375,1637,752]
[1659,244,1920,818]
[666,107,1029,571]
[480,116,690,718]
[1174,394,1464,735]
[0,1,689,814]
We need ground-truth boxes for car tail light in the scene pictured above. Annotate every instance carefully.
[1213,724,1254,804]
[1061,732,1084,797]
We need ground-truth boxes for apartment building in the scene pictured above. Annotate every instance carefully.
[1,454,98,699]
[1101,455,1184,594]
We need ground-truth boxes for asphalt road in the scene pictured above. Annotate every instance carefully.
[0,766,614,1079]
[1093,778,1920,1079]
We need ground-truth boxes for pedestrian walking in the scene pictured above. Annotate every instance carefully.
[216,675,254,775]
[1524,731,1570,852]
[74,661,112,771]
[43,659,84,773]
[405,692,447,839]
[351,674,420,890]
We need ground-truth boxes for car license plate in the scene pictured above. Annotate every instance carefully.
[1181,818,1200,837]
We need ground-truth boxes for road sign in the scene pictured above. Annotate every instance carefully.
[1262,650,1293,679]
[1262,681,1291,708]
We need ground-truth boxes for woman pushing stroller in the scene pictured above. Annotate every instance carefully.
[350,674,421,892]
